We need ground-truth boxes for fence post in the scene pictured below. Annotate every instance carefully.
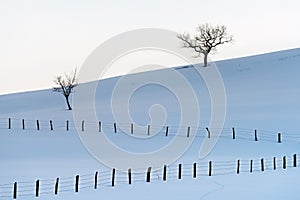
[131,123,133,135]
[99,121,102,132]
[146,167,151,182]
[254,129,258,141]
[209,161,212,176]
[13,182,17,199]
[54,178,59,195]
[294,154,297,167]
[36,179,39,197]
[283,156,286,169]
[278,133,281,143]
[50,120,53,131]
[8,118,11,129]
[178,164,182,180]
[94,171,98,189]
[75,175,79,192]
[186,126,190,138]
[66,120,69,131]
[237,160,240,174]
[165,126,169,136]
[128,168,132,185]
[163,165,167,181]
[206,127,211,138]
[114,123,117,133]
[193,163,197,178]
[22,119,25,130]
[232,127,235,139]
[273,157,276,170]
[261,158,264,172]
[81,121,84,132]
[147,125,150,135]
[112,168,116,187]
[250,160,253,173]
[36,120,40,131]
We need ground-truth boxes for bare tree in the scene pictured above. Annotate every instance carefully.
[178,24,233,67]
[53,68,78,110]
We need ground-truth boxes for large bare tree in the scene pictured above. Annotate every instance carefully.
[53,68,78,110]
[178,24,233,67]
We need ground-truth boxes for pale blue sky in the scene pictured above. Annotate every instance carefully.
[0,0,299,95]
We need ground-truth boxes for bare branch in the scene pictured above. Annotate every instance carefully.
[178,23,233,67]
[53,68,78,110]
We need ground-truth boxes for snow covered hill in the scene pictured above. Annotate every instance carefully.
[1,48,300,199]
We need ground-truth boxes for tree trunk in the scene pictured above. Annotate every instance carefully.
[203,53,208,67]
[65,96,72,110]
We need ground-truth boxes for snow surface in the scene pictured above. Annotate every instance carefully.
[1,48,300,199]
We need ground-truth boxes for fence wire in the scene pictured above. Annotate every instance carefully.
[1,118,300,144]
[0,154,299,199]
[1,118,300,198]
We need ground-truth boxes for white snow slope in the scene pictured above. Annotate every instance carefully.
[1,48,300,200]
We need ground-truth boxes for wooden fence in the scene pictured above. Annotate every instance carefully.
[0,154,299,199]
[1,118,300,198]
[0,118,298,143]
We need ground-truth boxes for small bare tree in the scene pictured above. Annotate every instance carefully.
[53,68,78,110]
[178,24,233,67]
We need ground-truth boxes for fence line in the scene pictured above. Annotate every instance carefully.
[2,118,300,144]
[0,153,299,199]
[1,118,300,197]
